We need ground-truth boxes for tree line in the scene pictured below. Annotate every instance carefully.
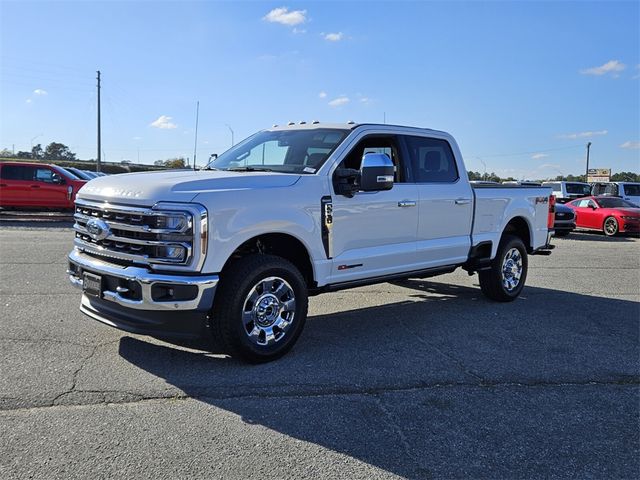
[467,171,640,183]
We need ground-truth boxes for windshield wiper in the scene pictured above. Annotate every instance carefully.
[226,166,273,172]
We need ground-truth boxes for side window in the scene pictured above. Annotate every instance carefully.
[34,167,56,183]
[339,135,404,182]
[576,199,590,207]
[0,165,33,180]
[403,136,459,183]
[604,184,618,195]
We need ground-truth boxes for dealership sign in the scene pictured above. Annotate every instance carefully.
[587,168,611,183]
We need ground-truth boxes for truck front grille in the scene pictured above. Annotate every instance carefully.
[73,199,207,271]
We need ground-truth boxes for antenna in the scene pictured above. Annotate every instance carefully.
[193,101,199,171]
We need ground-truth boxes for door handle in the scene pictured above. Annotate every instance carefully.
[398,200,416,207]
[455,198,471,205]
[30,185,40,188]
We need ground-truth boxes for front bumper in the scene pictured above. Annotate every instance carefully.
[68,249,219,338]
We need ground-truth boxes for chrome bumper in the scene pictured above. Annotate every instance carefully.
[68,249,219,311]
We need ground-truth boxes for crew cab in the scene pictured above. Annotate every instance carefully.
[0,161,86,209]
[67,123,554,362]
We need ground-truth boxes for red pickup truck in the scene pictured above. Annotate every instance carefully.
[0,162,86,209]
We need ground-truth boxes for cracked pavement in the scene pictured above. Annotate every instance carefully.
[0,226,638,479]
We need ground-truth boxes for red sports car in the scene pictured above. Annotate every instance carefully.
[567,196,640,236]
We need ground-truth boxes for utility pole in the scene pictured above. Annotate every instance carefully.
[585,141,592,182]
[96,70,102,172]
[193,101,200,171]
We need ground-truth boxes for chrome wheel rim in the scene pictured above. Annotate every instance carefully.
[242,276,296,346]
[605,218,617,235]
[501,248,523,292]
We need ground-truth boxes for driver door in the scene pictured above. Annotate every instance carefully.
[329,134,419,283]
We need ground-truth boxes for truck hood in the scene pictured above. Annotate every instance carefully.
[77,169,301,206]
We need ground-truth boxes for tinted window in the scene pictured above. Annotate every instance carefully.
[603,184,618,195]
[623,184,640,196]
[565,183,591,195]
[0,165,33,180]
[596,197,637,208]
[403,136,459,183]
[543,182,561,191]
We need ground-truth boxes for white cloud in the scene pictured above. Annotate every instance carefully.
[328,96,350,107]
[263,7,307,26]
[33,89,48,96]
[580,60,626,76]
[620,141,640,150]
[323,32,344,42]
[557,130,608,139]
[531,153,548,160]
[150,115,177,129]
[318,91,327,98]
[359,97,371,105]
[292,27,306,34]
[25,98,32,104]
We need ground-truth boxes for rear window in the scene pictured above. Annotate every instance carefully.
[622,184,640,196]
[566,183,591,195]
[403,136,459,183]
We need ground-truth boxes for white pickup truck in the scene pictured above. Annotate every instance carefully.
[68,123,554,362]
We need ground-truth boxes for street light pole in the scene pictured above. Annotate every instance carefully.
[225,124,234,147]
[585,142,592,182]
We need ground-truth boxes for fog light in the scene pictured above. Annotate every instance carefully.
[158,245,186,261]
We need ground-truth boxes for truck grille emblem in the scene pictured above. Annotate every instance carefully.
[86,218,110,241]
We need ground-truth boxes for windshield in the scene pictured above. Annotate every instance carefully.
[622,183,640,196]
[206,128,350,174]
[53,166,81,180]
[596,197,638,208]
[566,182,591,195]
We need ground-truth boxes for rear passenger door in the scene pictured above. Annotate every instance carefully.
[0,164,34,206]
[402,135,473,268]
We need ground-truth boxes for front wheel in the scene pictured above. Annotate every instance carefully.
[479,234,528,302]
[603,216,618,237]
[210,254,308,363]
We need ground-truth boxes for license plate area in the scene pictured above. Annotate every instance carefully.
[82,272,102,297]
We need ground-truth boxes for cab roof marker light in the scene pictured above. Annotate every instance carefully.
[347,120,355,124]
[299,121,306,124]
[272,124,278,128]
[312,120,320,124]
[287,121,295,126]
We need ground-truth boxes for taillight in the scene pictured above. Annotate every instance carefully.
[547,195,556,229]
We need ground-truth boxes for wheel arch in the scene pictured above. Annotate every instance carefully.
[220,232,316,288]
[501,216,533,252]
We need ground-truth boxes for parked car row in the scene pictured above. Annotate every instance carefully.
[0,161,108,209]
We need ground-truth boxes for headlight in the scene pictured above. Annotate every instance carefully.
[155,214,189,231]
[621,216,639,221]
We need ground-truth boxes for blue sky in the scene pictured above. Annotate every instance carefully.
[1,0,639,178]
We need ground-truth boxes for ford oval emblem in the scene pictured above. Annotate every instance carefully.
[86,218,110,241]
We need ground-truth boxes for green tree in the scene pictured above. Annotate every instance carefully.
[44,142,76,161]
[16,151,32,158]
[31,144,43,159]
[154,157,186,169]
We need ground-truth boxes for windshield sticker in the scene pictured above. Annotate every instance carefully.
[303,167,316,174]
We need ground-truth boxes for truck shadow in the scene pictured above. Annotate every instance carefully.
[558,231,639,242]
[118,280,640,478]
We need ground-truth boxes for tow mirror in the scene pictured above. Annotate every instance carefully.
[360,153,394,192]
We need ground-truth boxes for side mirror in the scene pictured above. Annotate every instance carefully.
[52,174,64,184]
[360,153,394,192]
[590,204,597,210]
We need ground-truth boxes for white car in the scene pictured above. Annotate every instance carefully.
[542,181,592,203]
[68,123,554,362]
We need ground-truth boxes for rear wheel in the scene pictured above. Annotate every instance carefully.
[479,234,528,302]
[210,254,308,363]
[603,216,618,236]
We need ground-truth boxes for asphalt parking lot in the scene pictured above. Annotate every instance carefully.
[0,224,638,479]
